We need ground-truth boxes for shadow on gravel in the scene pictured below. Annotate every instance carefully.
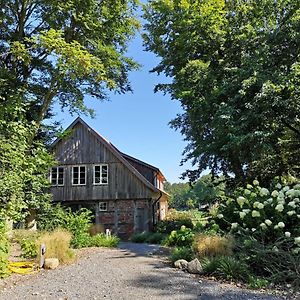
[128,271,283,300]
[118,242,170,257]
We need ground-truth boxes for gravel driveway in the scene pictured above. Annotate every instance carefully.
[0,243,288,300]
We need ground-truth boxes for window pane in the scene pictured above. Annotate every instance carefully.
[51,167,57,185]
[73,166,79,184]
[99,202,107,211]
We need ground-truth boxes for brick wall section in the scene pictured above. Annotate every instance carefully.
[97,199,152,240]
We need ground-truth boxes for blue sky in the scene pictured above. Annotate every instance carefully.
[53,31,192,183]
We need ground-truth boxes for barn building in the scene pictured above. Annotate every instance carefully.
[50,118,169,239]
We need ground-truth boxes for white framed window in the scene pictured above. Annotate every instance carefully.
[99,202,108,211]
[93,164,108,185]
[72,165,86,185]
[50,167,64,186]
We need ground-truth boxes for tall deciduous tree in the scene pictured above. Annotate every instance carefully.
[144,0,300,185]
[0,0,140,129]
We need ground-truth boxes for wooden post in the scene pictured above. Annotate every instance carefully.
[39,244,46,269]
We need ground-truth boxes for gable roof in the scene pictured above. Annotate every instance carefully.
[51,117,167,195]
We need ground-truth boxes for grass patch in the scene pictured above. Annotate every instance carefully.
[37,229,75,264]
[193,233,234,257]
[89,234,120,247]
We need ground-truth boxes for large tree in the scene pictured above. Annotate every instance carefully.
[144,0,300,185]
[0,0,140,221]
[0,0,140,129]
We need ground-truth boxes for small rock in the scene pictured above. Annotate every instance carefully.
[174,259,188,269]
[187,258,203,274]
[44,258,59,269]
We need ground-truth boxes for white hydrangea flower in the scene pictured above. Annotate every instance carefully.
[287,210,296,216]
[271,190,279,197]
[267,198,273,203]
[277,222,285,228]
[243,209,250,214]
[244,189,251,195]
[260,188,269,196]
[292,248,300,254]
[282,186,290,192]
[251,192,257,197]
[217,214,224,219]
[276,183,282,189]
[253,201,260,208]
[260,223,267,230]
[285,232,291,238]
[286,189,295,197]
[265,219,272,226]
[293,184,300,190]
[251,228,256,232]
[293,190,300,197]
[253,180,259,186]
[237,196,246,207]
[231,223,238,229]
[288,201,296,208]
[294,237,300,245]
[257,203,264,209]
[226,199,233,205]
[239,212,246,219]
[274,225,279,230]
[297,215,300,219]
[294,198,299,203]
[275,204,284,212]
[252,210,260,218]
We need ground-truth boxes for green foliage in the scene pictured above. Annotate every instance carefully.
[20,239,38,259]
[131,232,152,243]
[169,247,194,263]
[156,209,194,234]
[38,205,93,248]
[145,232,165,244]
[89,234,120,248]
[164,175,225,210]
[0,0,140,126]
[144,0,300,185]
[0,109,54,222]
[163,225,194,247]
[0,222,10,278]
[131,232,165,244]
[201,256,251,283]
[248,277,270,290]
[214,180,300,247]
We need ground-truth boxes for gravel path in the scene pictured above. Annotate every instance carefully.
[0,243,289,300]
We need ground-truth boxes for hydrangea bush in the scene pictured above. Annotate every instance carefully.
[215,180,300,252]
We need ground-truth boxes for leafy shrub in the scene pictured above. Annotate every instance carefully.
[169,247,194,263]
[0,222,10,278]
[214,180,300,248]
[156,209,194,234]
[20,239,38,259]
[145,232,165,244]
[201,256,251,282]
[37,229,74,264]
[163,225,194,247]
[89,234,120,248]
[248,277,269,289]
[193,233,234,257]
[38,205,93,248]
[131,232,152,243]
[237,238,300,290]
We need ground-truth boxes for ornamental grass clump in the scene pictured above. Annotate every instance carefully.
[193,233,234,258]
[37,229,75,264]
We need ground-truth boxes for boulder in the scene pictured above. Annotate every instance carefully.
[187,258,203,274]
[174,259,188,269]
[44,258,59,270]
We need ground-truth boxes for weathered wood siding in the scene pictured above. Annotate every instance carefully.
[123,156,156,185]
[51,122,154,202]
